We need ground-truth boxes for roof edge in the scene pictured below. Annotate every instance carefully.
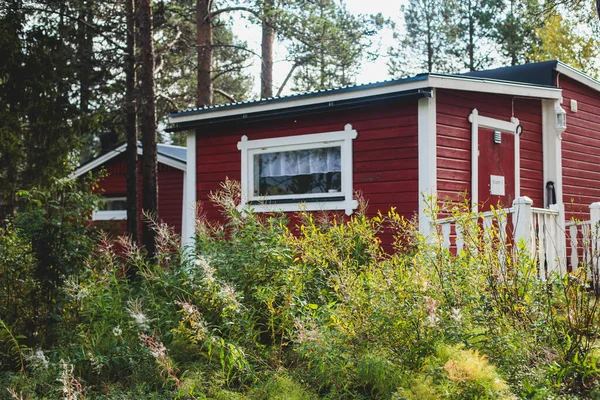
[168,74,561,130]
[556,61,600,94]
[72,143,186,179]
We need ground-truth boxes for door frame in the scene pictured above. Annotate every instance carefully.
[469,109,520,212]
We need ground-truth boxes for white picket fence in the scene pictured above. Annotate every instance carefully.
[565,202,600,284]
[435,196,565,279]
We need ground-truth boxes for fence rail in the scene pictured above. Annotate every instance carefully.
[435,196,563,279]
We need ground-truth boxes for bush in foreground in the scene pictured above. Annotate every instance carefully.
[2,182,600,399]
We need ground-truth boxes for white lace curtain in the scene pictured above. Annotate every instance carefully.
[257,147,341,177]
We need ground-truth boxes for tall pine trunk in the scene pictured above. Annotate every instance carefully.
[125,0,139,244]
[197,0,212,107]
[260,0,274,99]
[138,0,158,258]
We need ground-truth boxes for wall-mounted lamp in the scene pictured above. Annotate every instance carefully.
[555,103,567,133]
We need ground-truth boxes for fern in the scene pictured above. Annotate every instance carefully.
[0,318,28,372]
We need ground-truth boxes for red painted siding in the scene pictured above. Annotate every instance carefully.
[94,154,184,235]
[558,75,600,221]
[196,100,420,234]
[436,89,544,209]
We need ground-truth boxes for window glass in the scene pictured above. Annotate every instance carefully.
[253,147,342,196]
[98,197,127,211]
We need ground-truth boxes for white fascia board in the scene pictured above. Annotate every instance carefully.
[170,76,562,127]
[156,154,186,171]
[428,76,563,100]
[555,62,600,94]
[72,143,127,178]
[73,143,185,178]
[169,81,429,125]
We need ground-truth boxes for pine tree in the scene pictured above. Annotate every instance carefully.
[448,0,504,71]
[138,0,158,257]
[389,0,456,77]
[494,0,541,66]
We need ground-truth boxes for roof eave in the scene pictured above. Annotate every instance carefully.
[167,75,562,132]
[555,61,600,94]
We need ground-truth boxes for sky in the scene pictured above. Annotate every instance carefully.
[234,0,407,98]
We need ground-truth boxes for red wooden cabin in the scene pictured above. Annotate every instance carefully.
[167,61,600,276]
[73,142,187,236]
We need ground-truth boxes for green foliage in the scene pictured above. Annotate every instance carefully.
[281,0,382,92]
[5,183,600,398]
[528,12,600,77]
[11,180,99,348]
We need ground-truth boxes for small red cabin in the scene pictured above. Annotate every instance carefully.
[167,61,600,275]
[73,143,187,236]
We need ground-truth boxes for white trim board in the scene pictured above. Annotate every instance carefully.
[72,144,186,178]
[169,76,561,126]
[181,131,196,247]
[237,124,358,216]
[418,91,437,236]
[556,62,600,94]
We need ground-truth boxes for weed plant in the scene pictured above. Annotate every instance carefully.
[2,181,600,398]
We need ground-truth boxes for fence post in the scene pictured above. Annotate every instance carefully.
[513,196,534,256]
[589,203,600,286]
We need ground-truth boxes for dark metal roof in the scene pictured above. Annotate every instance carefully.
[462,60,559,87]
[168,73,430,120]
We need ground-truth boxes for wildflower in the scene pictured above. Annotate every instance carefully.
[295,319,321,344]
[218,283,240,310]
[451,307,462,323]
[424,296,439,327]
[59,360,84,400]
[139,333,168,360]
[127,299,150,330]
[194,256,216,285]
[112,326,122,337]
[26,349,49,370]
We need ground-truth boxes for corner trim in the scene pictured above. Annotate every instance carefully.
[418,90,437,236]
[182,132,196,247]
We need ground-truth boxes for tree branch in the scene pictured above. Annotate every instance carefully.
[212,43,261,58]
[277,60,304,97]
[211,63,251,81]
[209,6,260,20]
[213,88,237,103]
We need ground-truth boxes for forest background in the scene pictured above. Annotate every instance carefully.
[3,1,600,398]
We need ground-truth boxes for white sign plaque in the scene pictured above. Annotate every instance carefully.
[490,175,505,196]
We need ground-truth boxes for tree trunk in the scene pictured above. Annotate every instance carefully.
[138,0,158,258]
[468,1,475,71]
[260,0,274,99]
[125,0,139,244]
[197,0,212,107]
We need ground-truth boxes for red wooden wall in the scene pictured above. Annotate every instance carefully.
[558,75,600,221]
[94,154,184,235]
[196,99,420,236]
[436,89,544,209]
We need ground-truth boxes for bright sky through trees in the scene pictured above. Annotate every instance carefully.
[234,0,406,97]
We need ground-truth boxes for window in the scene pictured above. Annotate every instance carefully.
[237,124,358,215]
[92,196,127,220]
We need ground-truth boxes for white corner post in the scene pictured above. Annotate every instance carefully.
[542,99,566,272]
[418,89,437,236]
[590,202,600,283]
[181,131,197,248]
[512,196,534,255]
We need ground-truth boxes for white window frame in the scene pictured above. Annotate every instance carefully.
[237,123,358,215]
[92,196,128,221]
